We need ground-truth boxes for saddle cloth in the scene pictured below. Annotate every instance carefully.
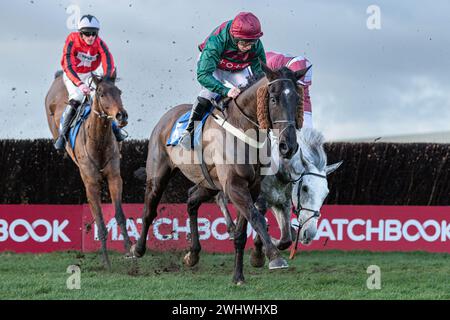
[166,109,211,147]
[59,104,91,150]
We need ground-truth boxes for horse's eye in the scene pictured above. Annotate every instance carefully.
[302,185,309,193]
[270,97,276,104]
[100,94,105,98]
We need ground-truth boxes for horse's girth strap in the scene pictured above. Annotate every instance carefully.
[196,147,219,191]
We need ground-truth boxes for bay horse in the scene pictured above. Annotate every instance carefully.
[131,63,310,284]
[44,71,131,269]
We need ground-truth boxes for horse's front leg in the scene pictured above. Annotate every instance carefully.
[107,172,132,253]
[226,178,288,272]
[83,178,111,270]
[184,186,217,267]
[232,213,248,285]
[250,196,267,268]
[271,203,294,250]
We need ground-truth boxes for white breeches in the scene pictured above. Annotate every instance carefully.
[63,66,103,102]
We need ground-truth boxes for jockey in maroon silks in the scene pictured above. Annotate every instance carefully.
[266,51,313,128]
[55,14,126,150]
[179,12,267,149]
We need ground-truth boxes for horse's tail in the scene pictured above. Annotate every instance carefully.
[134,167,147,181]
[54,70,64,79]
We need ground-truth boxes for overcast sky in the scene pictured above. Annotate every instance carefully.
[1,0,449,141]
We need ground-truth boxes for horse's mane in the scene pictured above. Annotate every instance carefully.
[298,128,327,171]
[239,66,298,94]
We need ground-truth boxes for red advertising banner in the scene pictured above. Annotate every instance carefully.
[306,205,450,253]
[0,205,82,253]
[81,204,258,253]
[1,204,449,253]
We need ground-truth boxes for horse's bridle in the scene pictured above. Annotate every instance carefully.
[77,81,117,173]
[232,78,297,132]
[289,171,327,259]
[291,171,327,217]
[266,78,297,136]
[92,92,115,121]
[86,78,115,121]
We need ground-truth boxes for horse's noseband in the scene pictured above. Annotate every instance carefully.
[92,93,115,121]
[291,171,327,228]
[289,171,327,259]
[84,82,115,121]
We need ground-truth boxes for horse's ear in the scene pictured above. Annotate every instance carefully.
[260,59,277,81]
[325,160,343,175]
[91,73,102,86]
[294,65,312,81]
[108,68,117,84]
[298,147,310,169]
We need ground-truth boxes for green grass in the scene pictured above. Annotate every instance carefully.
[0,250,449,299]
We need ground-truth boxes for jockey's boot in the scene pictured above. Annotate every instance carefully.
[54,99,80,150]
[179,96,212,150]
[112,122,128,142]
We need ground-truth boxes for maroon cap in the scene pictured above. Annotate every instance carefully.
[230,12,263,40]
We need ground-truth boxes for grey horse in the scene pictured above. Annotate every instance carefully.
[216,128,342,267]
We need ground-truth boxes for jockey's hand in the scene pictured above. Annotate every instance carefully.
[227,87,241,99]
[78,83,91,96]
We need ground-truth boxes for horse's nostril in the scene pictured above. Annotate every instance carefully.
[116,113,123,121]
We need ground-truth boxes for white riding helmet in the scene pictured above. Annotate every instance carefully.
[78,15,100,31]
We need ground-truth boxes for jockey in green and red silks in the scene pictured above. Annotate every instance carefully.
[54,14,126,150]
[179,12,267,150]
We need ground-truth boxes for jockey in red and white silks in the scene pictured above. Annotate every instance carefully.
[54,14,125,150]
[266,51,313,128]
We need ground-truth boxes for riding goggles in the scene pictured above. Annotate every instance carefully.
[81,31,98,37]
[233,37,258,47]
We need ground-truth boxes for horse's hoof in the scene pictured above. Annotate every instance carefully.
[268,257,289,270]
[130,244,143,258]
[183,252,199,267]
[250,250,265,268]
[233,277,245,285]
[124,251,135,259]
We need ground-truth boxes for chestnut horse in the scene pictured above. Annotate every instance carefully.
[131,63,309,284]
[45,72,131,269]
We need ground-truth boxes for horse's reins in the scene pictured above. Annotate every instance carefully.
[289,171,327,259]
[226,78,297,130]
[195,78,299,190]
[91,92,115,121]
[87,76,115,121]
